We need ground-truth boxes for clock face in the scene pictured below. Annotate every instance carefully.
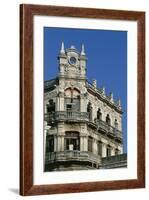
[69,57,77,65]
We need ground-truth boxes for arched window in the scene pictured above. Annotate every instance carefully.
[87,102,92,121]
[87,102,91,112]
[114,119,118,129]
[97,108,102,120]
[65,88,80,112]
[106,114,111,125]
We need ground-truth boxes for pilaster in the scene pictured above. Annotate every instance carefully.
[102,143,107,157]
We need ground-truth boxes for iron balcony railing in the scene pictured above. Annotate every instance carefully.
[45,150,101,165]
[45,111,122,139]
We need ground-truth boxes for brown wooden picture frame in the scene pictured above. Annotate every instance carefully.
[20,4,145,196]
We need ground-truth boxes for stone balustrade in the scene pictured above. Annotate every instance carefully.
[100,153,127,169]
[45,111,89,122]
[45,111,122,140]
[45,150,101,166]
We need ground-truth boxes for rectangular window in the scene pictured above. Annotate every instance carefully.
[65,97,80,112]
[46,135,54,152]
[106,147,111,157]
[66,104,72,111]
[65,138,80,150]
[64,132,80,151]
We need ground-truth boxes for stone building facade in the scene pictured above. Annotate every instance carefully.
[44,42,126,171]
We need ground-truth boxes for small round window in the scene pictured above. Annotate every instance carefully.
[69,57,76,65]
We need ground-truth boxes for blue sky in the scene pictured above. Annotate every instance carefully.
[44,27,127,153]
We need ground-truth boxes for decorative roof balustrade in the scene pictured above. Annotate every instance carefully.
[87,81,122,113]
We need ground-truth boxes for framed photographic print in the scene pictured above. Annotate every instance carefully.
[20,4,145,196]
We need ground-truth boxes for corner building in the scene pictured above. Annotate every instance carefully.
[44,42,126,171]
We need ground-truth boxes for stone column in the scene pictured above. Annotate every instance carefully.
[80,123,88,152]
[57,136,61,152]
[54,136,57,152]
[61,136,64,151]
[102,143,107,157]
[57,135,65,151]
[44,104,47,113]
[44,128,47,163]
[80,136,84,151]
[119,146,123,154]
[57,122,65,151]
[44,121,51,161]
[56,96,60,111]
[93,139,97,155]
[57,92,64,111]
[83,136,88,151]
[80,95,87,112]
[111,147,115,156]
[79,136,88,152]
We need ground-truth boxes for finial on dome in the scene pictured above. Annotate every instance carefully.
[117,99,121,108]
[101,87,105,96]
[109,92,114,103]
[92,79,97,88]
[60,41,65,54]
[81,44,85,55]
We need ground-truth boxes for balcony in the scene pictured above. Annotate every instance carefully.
[45,112,122,140]
[45,111,89,123]
[45,150,101,166]
[95,119,122,140]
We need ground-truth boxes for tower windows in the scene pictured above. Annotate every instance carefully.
[114,119,118,129]
[97,108,102,120]
[106,114,111,125]
[66,104,72,111]
[65,88,80,112]
[87,102,92,121]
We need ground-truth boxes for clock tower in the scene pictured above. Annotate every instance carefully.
[57,42,88,114]
[58,42,87,79]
